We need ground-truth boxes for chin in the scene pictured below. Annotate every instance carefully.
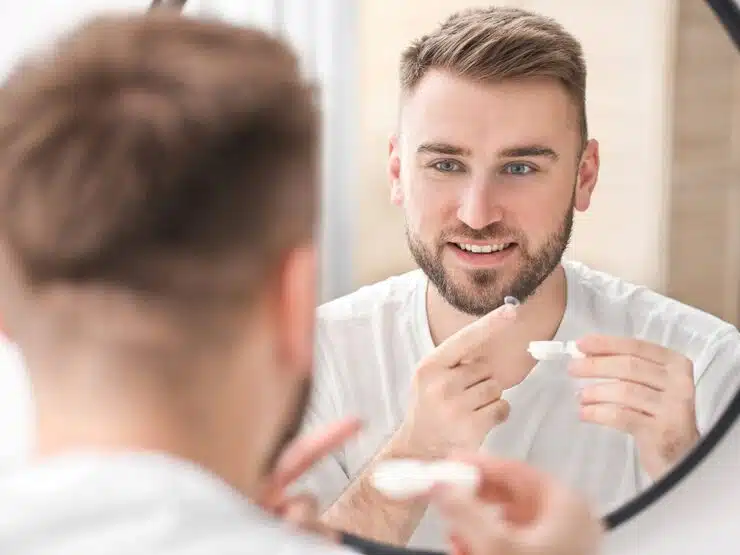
[449,266,509,290]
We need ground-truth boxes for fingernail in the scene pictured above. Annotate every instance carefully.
[499,306,517,319]
[497,299,519,318]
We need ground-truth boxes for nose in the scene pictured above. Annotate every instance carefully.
[456,181,503,230]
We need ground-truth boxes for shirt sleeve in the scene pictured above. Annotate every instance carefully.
[290,321,353,513]
[694,327,740,434]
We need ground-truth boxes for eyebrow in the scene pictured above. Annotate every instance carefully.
[500,146,559,160]
[416,142,471,156]
[416,142,559,161]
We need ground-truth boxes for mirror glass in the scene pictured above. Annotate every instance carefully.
[297,0,740,552]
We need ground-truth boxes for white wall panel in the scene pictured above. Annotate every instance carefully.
[197,0,358,302]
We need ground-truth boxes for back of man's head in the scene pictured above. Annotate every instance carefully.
[0,10,317,314]
[0,12,320,489]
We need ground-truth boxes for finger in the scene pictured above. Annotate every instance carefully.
[461,378,502,411]
[473,398,510,427]
[433,362,496,396]
[420,303,517,368]
[444,452,545,525]
[281,493,319,522]
[461,362,499,390]
[281,495,339,542]
[449,533,471,555]
[569,355,666,391]
[580,403,652,435]
[269,417,362,493]
[580,380,662,416]
[431,486,512,555]
[576,335,678,365]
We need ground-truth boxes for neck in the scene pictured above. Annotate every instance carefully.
[426,264,568,388]
[23,334,270,502]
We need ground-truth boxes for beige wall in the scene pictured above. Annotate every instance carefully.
[355,1,678,291]
[666,0,740,324]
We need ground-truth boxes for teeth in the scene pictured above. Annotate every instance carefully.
[456,243,510,253]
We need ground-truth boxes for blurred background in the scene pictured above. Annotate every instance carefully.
[0,0,738,316]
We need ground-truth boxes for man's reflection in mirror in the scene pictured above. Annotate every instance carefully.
[299,6,740,551]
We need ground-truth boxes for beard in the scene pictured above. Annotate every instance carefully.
[263,375,313,476]
[407,195,574,316]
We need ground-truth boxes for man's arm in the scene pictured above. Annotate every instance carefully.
[694,327,740,433]
[313,301,517,546]
[319,430,430,547]
[301,330,429,545]
[292,406,429,545]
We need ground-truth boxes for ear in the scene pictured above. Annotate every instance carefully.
[388,134,403,206]
[574,139,599,212]
[275,242,318,378]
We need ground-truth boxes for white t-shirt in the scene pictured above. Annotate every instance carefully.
[300,260,740,550]
[0,338,33,471]
[0,451,357,555]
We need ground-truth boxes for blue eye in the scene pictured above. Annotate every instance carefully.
[433,160,462,173]
[504,163,534,175]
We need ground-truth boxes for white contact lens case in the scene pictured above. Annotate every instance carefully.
[528,340,611,389]
[527,340,585,361]
[371,459,481,500]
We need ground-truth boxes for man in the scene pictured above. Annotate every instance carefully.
[300,6,740,551]
[0,9,602,555]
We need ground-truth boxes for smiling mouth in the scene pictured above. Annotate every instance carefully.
[451,242,516,254]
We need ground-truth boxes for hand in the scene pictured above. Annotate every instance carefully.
[259,417,362,541]
[394,302,518,458]
[427,453,603,555]
[569,335,699,479]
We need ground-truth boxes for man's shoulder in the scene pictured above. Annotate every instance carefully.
[0,454,359,555]
[219,521,356,555]
[565,260,738,343]
[317,269,424,326]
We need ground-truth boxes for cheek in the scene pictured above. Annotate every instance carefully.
[405,175,459,235]
[505,181,573,241]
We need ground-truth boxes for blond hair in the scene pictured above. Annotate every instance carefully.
[400,7,588,145]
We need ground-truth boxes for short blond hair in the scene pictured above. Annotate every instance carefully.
[400,7,588,145]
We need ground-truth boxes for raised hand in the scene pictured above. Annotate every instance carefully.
[318,303,518,546]
[428,453,603,555]
[259,417,362,540]
[569,335,699,478]
[393,301,518,459]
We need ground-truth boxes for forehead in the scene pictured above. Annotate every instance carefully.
[400,70,580,153]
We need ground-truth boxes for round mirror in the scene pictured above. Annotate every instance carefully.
[296,1,740,553]
[0,2,737,555]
